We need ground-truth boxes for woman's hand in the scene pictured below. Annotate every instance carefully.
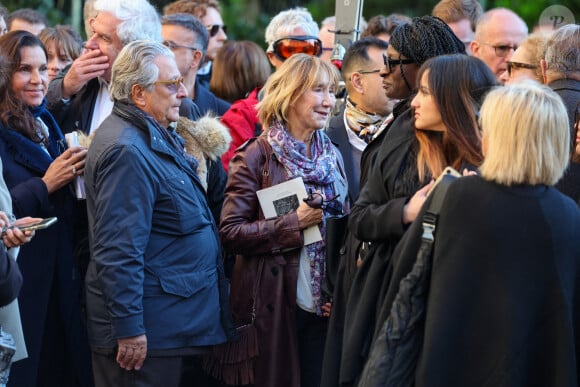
[402,180,434,225]
[0,215,37,248]
[42,146,87,194]
[322,302,332,317]
[296,201,323,230]
[462,168,477,176]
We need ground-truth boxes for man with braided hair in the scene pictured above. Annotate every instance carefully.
[338,16,466,386]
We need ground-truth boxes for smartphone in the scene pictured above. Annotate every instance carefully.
[1,217,58,236]
[428,167,461,196]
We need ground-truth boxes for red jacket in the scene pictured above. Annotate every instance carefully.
[220,88,262,171]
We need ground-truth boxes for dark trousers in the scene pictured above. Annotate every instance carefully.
[296,307,328,387]
[92,351,222,387]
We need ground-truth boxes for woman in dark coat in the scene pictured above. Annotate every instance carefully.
[0,31,92,386]
[218,54,349,387]
[333,17,467,386]
[363,81,580,387]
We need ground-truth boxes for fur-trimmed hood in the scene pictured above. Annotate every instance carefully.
[76,114,231,191]
[176,115,232,190]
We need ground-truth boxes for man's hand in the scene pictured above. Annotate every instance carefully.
[117,334,147,371]
[61,49,109,98]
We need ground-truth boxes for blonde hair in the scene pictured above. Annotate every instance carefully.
[257,53,340,128]
[518,32,550,81]
[479,81,569,186]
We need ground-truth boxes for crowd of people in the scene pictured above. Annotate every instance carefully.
[0,0,577,386]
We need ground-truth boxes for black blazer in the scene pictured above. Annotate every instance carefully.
[46,69,100,135]
[326,107,359,201]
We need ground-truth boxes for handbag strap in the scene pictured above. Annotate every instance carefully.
[421,174,456,248]
[250,136,269,324]
[256,136,271,188]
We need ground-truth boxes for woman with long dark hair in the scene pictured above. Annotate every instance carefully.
[0,30,92,386]
[411,54,495,182]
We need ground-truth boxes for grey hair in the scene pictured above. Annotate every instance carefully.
[94,0,162,44]
[265,7,319,52]
[545,24,580,76]
[110,40,174,103]
[161,13,209,62]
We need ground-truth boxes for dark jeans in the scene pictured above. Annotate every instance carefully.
[92,352,223,387]
[296,307,328,387]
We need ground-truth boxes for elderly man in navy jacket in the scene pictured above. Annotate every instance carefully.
[84,40,235,386]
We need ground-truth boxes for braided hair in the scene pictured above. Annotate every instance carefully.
[389,16,466,92]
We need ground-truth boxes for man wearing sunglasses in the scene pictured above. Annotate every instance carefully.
[84,40,235,387]
[470,8,528,83]
[161,13,230,117]
[164,0,228,90]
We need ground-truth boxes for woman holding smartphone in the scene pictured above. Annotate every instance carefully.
[0,31,92,386]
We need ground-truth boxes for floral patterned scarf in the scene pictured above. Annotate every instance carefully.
[267,119,348,315]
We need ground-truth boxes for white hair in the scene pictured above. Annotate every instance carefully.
[94,0,162,44]
[265,7,319,52]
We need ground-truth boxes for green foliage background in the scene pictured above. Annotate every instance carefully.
[1,0,577,46]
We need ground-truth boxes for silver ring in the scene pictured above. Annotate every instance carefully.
[72,165,77,175]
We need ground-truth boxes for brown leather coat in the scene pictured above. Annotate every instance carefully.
[220,136,304,387]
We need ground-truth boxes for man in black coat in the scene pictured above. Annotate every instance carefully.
[321,37,395,387]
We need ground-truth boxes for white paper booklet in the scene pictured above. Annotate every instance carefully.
[256,177,322,245]
[65,132,86,199]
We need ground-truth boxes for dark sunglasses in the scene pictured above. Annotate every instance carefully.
[483,43,517,57]
[303,189,343,216]
[272,36,322,61]
[506,61,537,76]
[206,24,227,37]
[382,53,414,74]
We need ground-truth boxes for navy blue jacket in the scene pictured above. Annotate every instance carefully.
[193,78,230,117]
[84,104,234,350]
[0,119,92,386]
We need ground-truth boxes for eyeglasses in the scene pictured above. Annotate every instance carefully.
[382,53,414,74]
[482,43,517,57]
[506,61,537,76]
[303,190,343,216]
[206,24,227,37]
[272,36,322,61]
[151,77,184,94]
[357,69,381,75]
[163,40,200,52]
